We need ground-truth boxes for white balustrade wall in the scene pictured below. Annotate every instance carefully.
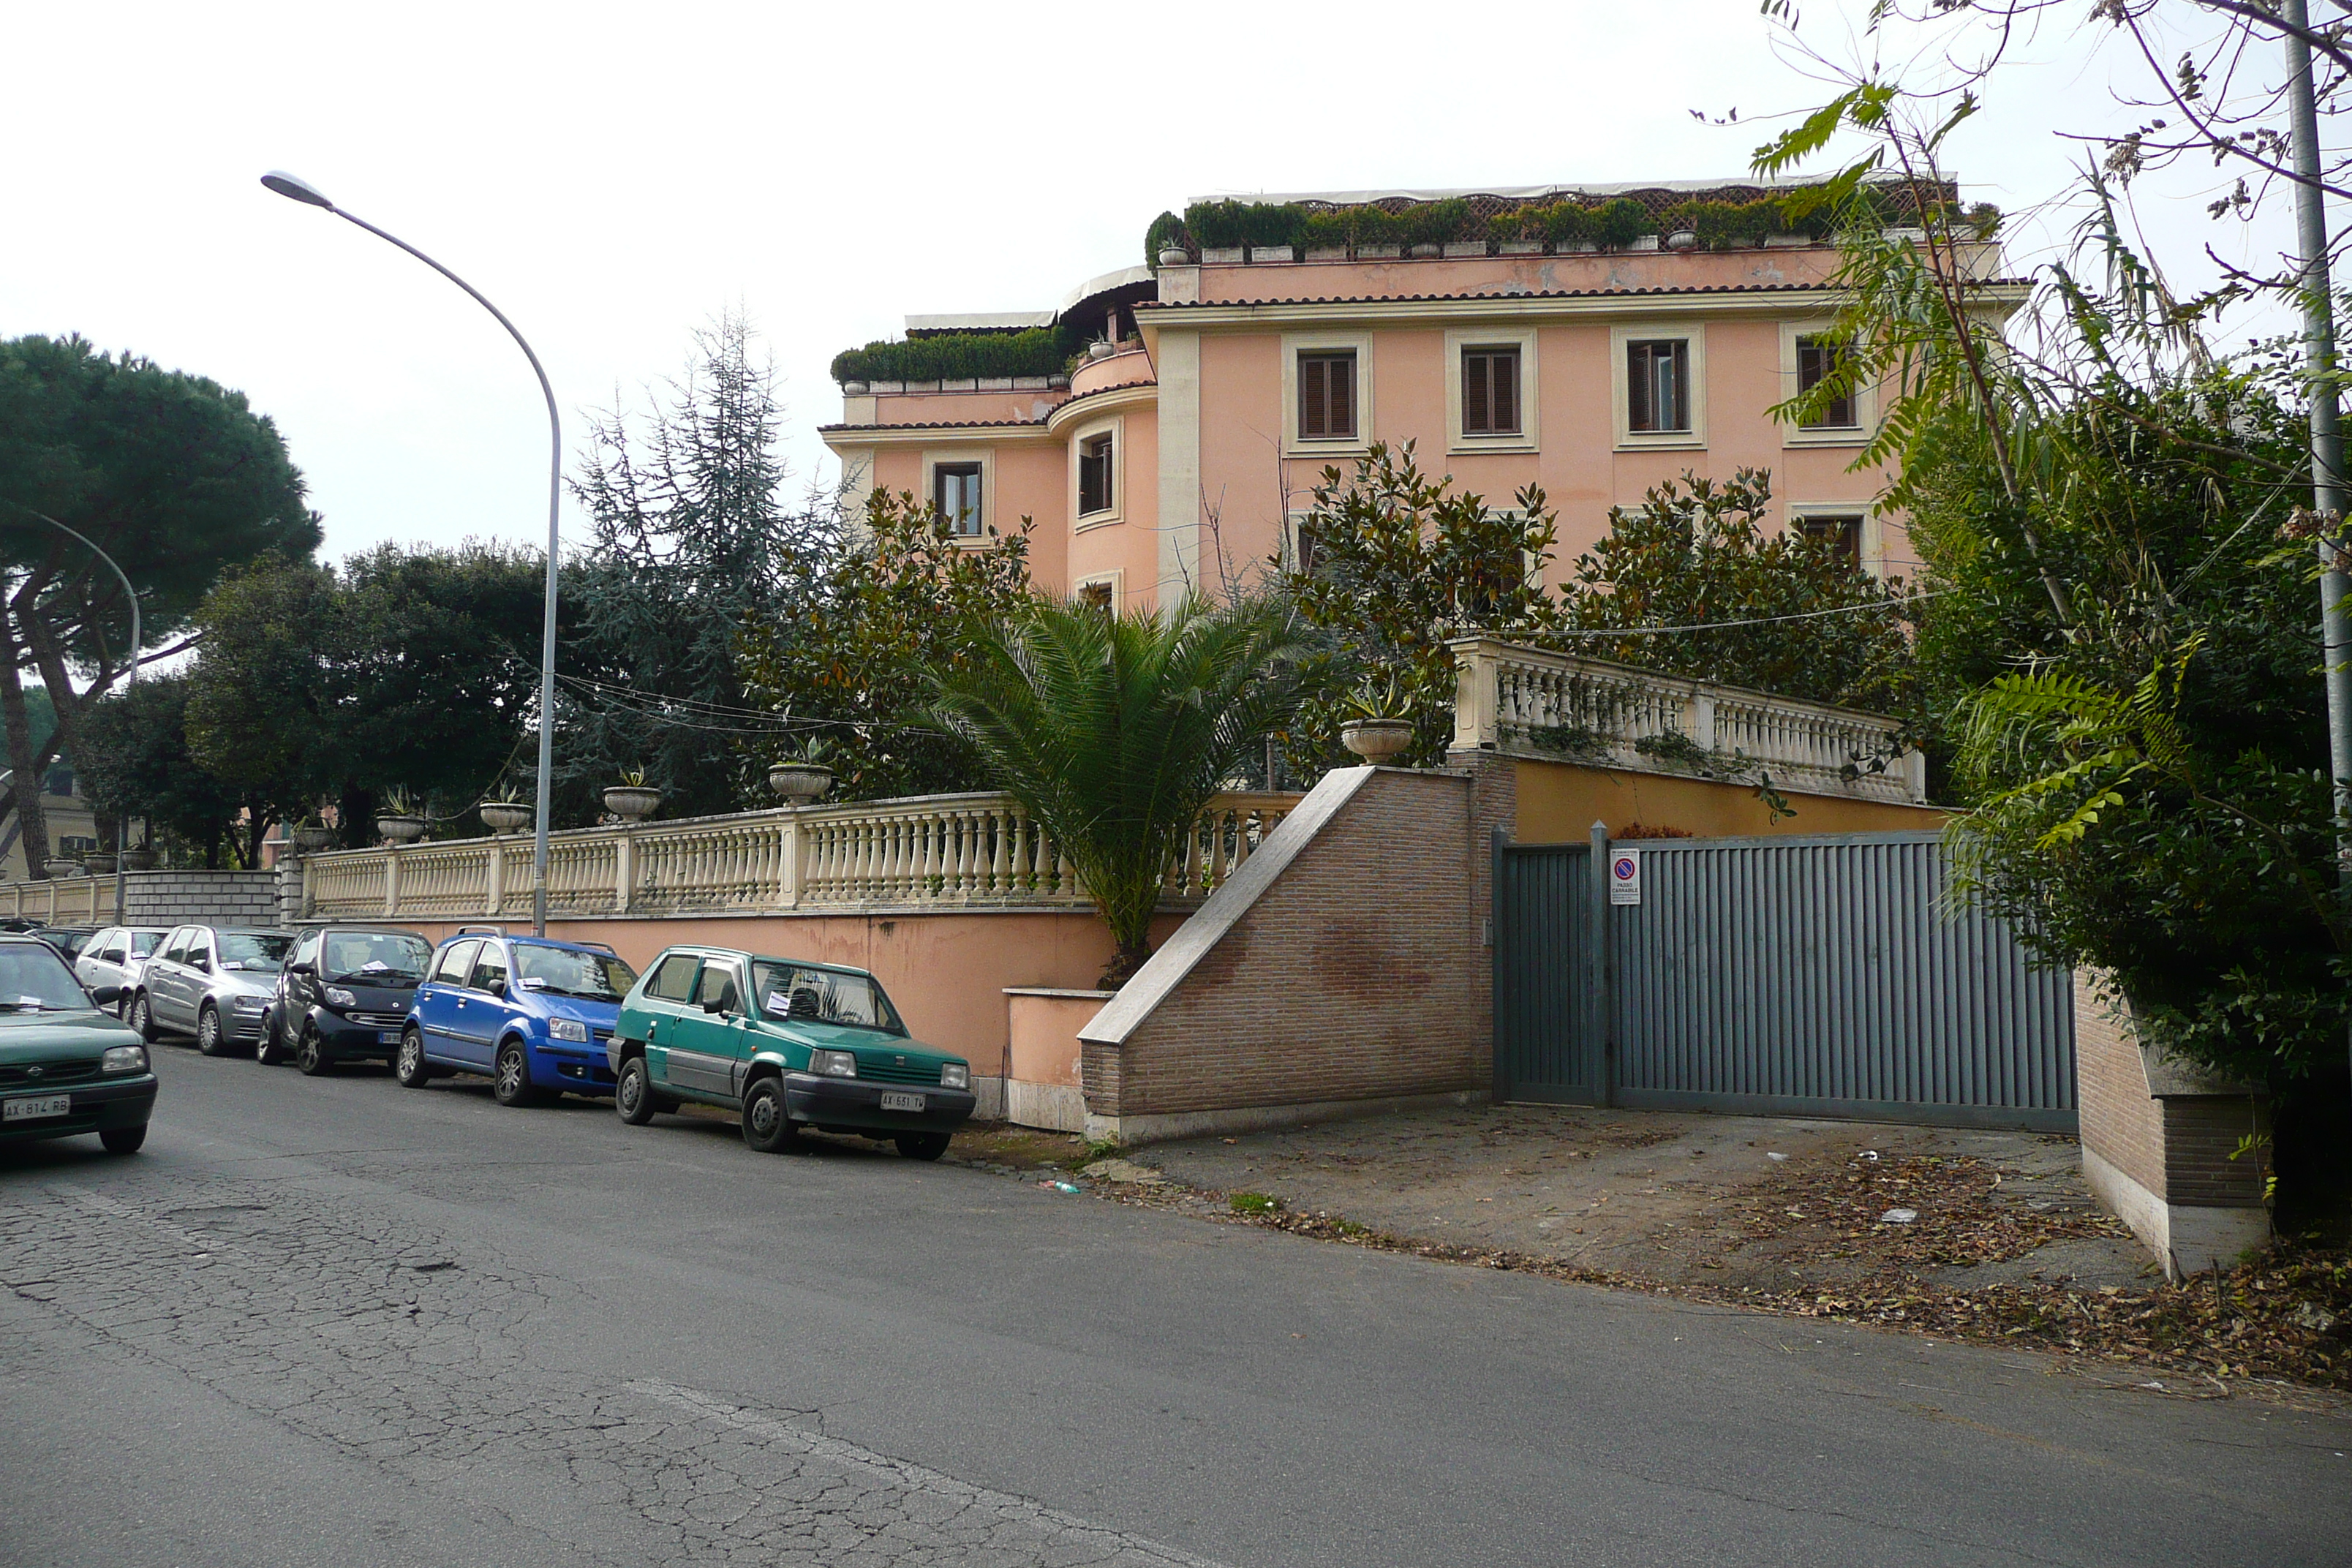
[297,791,1301,923]
[1450,636,1926,804]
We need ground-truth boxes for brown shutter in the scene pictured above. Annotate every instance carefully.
[1464,351,1490,433]
[1627,344,1650,431]
[1493,349,1518,434]
[1331,355,1354,438]
[1300,355,1327,439]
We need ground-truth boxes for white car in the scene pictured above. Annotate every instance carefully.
[75,927,171,1018]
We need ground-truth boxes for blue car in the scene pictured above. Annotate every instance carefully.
[394,927,638,1107]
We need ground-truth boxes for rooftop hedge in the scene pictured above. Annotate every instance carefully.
[831,323,1089,386]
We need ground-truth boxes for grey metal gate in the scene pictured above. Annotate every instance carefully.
[1493,829,2076,1131]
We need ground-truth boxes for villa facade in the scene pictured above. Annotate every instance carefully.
[821,179,2021,608]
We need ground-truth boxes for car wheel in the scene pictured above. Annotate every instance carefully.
[393,1028,431,1088]
[614,1056,660,1125]
[894,1131,951,1161]
[99,1123,147,1156]
[295,1022,333,1077]
[196,1003,230,1057]
[129,992,157,1044]
[256,1011,288,1066]
[740,1077,798,1154]
[493,1039,549,1107]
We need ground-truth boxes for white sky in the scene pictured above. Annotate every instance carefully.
[1,1,2312,568]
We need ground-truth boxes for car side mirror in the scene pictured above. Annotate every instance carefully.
[289,962,314,976]
[90,984,121,1007]
[700,995,726,1014]
[486,978,506,998]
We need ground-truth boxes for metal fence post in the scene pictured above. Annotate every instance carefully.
[1588,818,1613,1107]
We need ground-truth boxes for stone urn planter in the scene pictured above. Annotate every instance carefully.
[83,853,116,875]
[1409,242,1443,258]
[120,848,158,870]
[1340,719,1416,763]
[602,785,663,822]
[478,802,533,834]
[768,763,835,804]
[1157,246,1190,267]
[375,815,427,845]
[290,826,336,854]
[1087,340,1117,360]
[1047,373,1070,390]
[42,859,83,878]
[1665,229,1700,252]
[841,380,870,396]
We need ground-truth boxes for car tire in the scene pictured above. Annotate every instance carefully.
[196,1003,230,1058]
[256,1011,289,1066]
[394,1028,431,1088]
[493,1039,549,1108]
[614,1055,658,1126]
[894,1131,951,1162]
[129,992,158,1044]
[740,1077,798,1154]
[295,1022,333,1077]
[99,1123,146,1156]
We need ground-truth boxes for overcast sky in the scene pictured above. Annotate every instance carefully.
[2,1,2308,568]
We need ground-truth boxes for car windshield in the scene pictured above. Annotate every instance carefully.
[217,932,294,971]
[514,944,637,1001]
[0,942,96,1011]
[753,962,904,1034]
[322,931,434,984]
[129,931,163,957]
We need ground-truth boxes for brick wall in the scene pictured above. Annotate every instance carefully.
[2074,970,2166,1196]
[1085,768,1489,1119]
[122,871,282,927]
[2163,1098,2269,1207]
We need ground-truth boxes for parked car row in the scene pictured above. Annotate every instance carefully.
[113,921,974,1161]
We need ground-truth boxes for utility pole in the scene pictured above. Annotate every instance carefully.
[2283,0,2352,1082]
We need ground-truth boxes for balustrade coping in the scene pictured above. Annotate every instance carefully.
[303,788,1308,862]
[1446,634,1908,734]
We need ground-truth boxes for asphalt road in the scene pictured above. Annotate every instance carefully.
[2,1047,2345,1568]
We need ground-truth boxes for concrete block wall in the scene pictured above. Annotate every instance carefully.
[1079,765,1504,1142]
[2075,970,2271,1278]
[121,871,283,928]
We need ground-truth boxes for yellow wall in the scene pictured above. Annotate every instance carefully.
[1512,755,1945,843]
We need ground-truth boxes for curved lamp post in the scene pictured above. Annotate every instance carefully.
[2,505,140,923]
[260,171,561,935]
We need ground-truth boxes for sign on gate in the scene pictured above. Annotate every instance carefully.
[1607,847,1642,905]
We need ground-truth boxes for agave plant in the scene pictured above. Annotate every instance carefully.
[929,593,1324,987]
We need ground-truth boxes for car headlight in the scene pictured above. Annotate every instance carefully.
[549,1017,589,1043]
[940,1062,970,1090]
[232,993,269,1010]
[323,987,358,1009]
[810,1049,857,1079]
[101,1044,147,1074]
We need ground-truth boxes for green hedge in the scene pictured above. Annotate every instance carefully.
[830,324,1088,386]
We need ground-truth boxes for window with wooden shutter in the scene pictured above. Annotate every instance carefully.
[933,462,983,535]
[1297,351,1356,440]
[1796,338,1856,428]
[1461,347,1520,436]
[1797,513,1863,565]
[1627,339,1689,433]
[1077,433,1114,516]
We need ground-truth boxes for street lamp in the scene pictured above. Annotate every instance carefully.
[2,505,140,924]
[261,170,562,935]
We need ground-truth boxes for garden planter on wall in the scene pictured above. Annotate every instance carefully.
[374,815,427,845]
[602,786,663,822]
[42,859,83,878]
[1340,719,1416,763]
[1157,246,1191,267]
[768,764,834,805]
[290,826,336,853]
[478,802,532,834]
[120,849,157,870]
[83,854,116,875]
[1409,243,1442,258]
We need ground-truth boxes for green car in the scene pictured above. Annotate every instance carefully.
[0,933,157,1156]
[606,946,973,1160]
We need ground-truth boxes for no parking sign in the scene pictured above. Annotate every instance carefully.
[1608,847,1643,905]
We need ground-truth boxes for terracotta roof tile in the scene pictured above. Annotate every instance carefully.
[1139,279,2029,309]
[818,417,1047,434]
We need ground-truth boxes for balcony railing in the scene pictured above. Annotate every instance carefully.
[1449,636,1926,804]
[299,791,1303,924]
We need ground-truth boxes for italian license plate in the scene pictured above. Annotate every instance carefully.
[4,1094,72,1122]
[878,1091,926,1114]
[378,1031,400,1045]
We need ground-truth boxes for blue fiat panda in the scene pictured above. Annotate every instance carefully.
[395,929,637,1107]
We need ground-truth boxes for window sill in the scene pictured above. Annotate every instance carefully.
[1282,438,1371,460]
[1615,433,1706,452]
[1782,427,1869,448]
[1074,511,1124,533]
[1448,434,1537,455]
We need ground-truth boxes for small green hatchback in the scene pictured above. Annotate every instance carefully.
[0,934,157,1156]
[606,946,975,1159]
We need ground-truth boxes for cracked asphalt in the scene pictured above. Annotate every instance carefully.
[2,1049,2345,1567]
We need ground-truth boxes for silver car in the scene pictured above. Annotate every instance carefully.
[75,927,171,1017]
[130,924,296,1056]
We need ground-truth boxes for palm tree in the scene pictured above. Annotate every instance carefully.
[929,593,1324,987]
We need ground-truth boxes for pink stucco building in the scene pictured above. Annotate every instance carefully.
[822,181,2016,608]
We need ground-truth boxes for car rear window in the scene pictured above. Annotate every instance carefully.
[644,953,701,1003]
